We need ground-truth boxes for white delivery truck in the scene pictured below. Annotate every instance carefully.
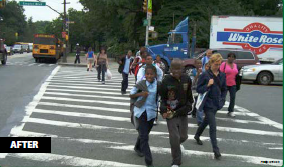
[210,16,283,63]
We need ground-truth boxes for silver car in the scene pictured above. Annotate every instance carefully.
[240,58,283,85]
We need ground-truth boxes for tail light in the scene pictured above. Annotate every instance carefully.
[50,46,55,49]
[34,45,39,49]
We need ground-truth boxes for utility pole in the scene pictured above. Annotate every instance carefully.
[145,0,152,46]
[62,0,70,62]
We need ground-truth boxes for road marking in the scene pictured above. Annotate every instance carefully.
[234,105,283,130]
[48,79,135,85]
[41,96,130,106]
[3,66,61,159]
[53,74,121,79]
[9,130,282,166]
[109,145,283,166]
[47,79,135,86]
[38,101,129,113]
[48,82,133,89]
[8,153,143,167]
[47,85,130,92]
[38,64,44,66]
[31,108,283,137]
[44,92,130,100]
[46,88,129,95]
[50,77,136,83]
[28,63,37,66]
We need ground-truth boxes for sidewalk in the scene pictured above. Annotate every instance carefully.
[58,55,119,69]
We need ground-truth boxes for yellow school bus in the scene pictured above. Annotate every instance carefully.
[32,34,63,62]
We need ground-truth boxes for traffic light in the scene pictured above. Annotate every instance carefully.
[0,0,6,9]
[142,0,147,13]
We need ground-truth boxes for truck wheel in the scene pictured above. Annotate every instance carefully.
[161,59,169,73]
[185,66,194,76]
[257,71,273,85]
[1,52,7,65]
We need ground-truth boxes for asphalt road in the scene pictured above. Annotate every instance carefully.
[0,55,282,166]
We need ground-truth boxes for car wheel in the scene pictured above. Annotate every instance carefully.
[185,66,194,76]
[257,71,273,85]
[1,52,7,65]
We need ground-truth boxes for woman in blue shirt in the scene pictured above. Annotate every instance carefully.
[85,47,95,71]
[194,53,227,160]
[129,65,158,167]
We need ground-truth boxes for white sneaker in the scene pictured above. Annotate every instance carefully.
[228,112,236,117]
[172,165,179,167]
[180,144,185,153]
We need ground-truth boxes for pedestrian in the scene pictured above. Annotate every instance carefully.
[191,60,202,122]
[137,54,163,83]
[118,50,134,95]
[201,49,213,72]
[154,55,166,73]
[130,64,159,167]
[95,47,109,84]
[74,43,81,64]
[132,48,146,82]
[220,52,238,117]
[159,58,194,167]
[86,47,95,71]
[194,53,227,160]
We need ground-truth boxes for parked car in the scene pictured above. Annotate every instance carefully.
[240,58,283,85]
[22,44,30,53]
[0,39,7,65]
[183,48,260,75]
[12,44,24,54]
[6,46,13,55]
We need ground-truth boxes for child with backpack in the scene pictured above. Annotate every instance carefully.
[129,65,159,167]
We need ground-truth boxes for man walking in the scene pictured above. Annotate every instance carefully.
[74,43,81,64]
[119,50,134,95]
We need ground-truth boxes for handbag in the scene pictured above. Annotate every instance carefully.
[106,69,112,80]
[196,90,209,111]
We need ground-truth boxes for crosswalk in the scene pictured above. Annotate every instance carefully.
[6,61,56,67]
[1,66,282,166]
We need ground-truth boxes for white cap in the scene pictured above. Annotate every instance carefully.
[76,43,79,45]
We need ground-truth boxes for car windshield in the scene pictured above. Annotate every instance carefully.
[272,58,283,65]
[14,45,21,49]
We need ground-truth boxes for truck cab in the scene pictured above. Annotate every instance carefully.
[147,17,190,72]
[0,39,7,65]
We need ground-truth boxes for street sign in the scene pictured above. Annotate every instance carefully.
[19,1,46,6]
[149,26,154,31]
[66,21,75,24]
[147,12,152,19]
[143,19,148,26]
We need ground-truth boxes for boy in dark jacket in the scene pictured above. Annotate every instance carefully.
[159,58,194,167]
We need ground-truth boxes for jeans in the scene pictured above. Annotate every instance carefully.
[196,110,204,125]
[195,109,219,152]
[135,112,154,166]
[97,64,106,81]
[227,85,236,113]
[74,55,80,64]
[166,116,188,165]
[121,72,129,92]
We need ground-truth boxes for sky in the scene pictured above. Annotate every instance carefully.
[14,0,84,22]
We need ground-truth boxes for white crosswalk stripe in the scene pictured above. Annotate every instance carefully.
[3,65,283,166]
[6,61,56,67]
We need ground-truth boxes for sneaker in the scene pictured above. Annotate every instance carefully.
[171,165,179,167]
[180,144,185,153]
[121,91,127,95]
[134,147,144,157]
[87,68,89,71]
[227,112,236,117]
[102,81,105,84]
[153,120,158,125]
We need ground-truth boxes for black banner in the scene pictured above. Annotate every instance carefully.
[0,137,51,153]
